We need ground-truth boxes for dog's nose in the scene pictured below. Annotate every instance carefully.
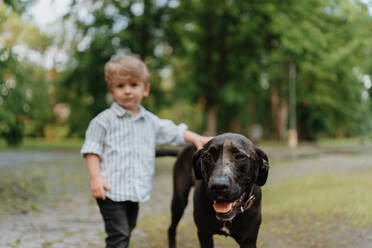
[210,177,230,194]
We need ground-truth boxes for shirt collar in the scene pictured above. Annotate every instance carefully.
[111,102,145,120]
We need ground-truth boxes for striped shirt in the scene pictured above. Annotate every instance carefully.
[81,102,187,202]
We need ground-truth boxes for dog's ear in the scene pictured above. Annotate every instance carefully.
[192,148,204,180]
[255,147,270,186]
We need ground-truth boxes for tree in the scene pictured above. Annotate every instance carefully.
[0,1,51,146]
[166,0,270,135]
[60,0,178,136]
[259,0,372,140]
[59,0,372,140]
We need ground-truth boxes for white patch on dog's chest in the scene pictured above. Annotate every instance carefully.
[221,223,230,235]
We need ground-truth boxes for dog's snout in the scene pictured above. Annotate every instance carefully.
[210,177,230,194]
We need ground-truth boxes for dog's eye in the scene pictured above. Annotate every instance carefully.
[234,153,246,160]
[202,153,212,163]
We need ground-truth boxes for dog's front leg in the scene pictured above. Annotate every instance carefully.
[236,233,258,248]
[235,228,258,248]
[239,245,256,248]
[239,243,257,248]
[197,230,214,248]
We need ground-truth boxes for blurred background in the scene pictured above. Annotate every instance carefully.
[1,0,372,147]
[2,1,372,247]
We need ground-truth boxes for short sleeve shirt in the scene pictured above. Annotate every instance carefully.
[80,102,187,202]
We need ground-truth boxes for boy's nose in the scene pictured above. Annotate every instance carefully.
[124,86,132,94]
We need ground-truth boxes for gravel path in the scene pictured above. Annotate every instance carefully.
[0,195,104,248]
[1,145,371,248]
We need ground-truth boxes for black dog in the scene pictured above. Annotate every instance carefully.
[168,133,269,248]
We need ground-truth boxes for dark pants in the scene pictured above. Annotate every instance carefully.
[96,198,139,248]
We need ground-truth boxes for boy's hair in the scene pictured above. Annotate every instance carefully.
[104,55,150,87]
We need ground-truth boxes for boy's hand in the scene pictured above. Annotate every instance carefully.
[85,154,110,200]
[194,135,213,150]
[184,130,213,150]
[90,175,111,200]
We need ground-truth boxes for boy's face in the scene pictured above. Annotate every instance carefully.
[109,79,150,115]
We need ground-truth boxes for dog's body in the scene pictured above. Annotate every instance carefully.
[168,133,269,248]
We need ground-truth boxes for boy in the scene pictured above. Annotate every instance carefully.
[81,55,211,248]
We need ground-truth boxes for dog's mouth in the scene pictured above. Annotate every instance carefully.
[212,200,240,221]
[212,201,238,214]
[212,194,246,221]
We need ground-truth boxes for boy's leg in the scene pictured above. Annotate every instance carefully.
[126,201,139,232]
[96,198,139,248]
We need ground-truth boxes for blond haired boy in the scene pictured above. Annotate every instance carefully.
[81,55,211,248]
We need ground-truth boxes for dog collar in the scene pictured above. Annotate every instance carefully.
[239,186,255,213]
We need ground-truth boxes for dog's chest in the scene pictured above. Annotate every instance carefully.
[220,222,231,235]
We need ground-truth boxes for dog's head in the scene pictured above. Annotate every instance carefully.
[193,133,269,221]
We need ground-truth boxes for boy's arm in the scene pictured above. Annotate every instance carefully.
[184,130,213,150]
[85,154,110,200]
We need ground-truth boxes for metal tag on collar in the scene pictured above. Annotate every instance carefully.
[249,194,255,201]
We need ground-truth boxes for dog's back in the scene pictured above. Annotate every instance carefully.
[168,145,196,248]
[172,145,196,189]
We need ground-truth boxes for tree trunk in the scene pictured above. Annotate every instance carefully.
[204,6,228,136]
[205,101,218,136]
[140,0,151,59]
[270,84,288,140]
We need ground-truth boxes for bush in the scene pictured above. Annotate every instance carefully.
[1,120,23,147]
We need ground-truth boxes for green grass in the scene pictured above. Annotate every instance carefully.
[259,169,372,248]
[258,135,372,149]
[264,172,372,224]
[316,136,372,147]
[0,137,83,150]
[2,135,371,151]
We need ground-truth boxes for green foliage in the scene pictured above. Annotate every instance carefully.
[166,0,268,131]
[60,0,176,136]
[0,54,25,146]
[0,2,53,146]
[25,70,55,137]
[1,120,23,147]
[0,57,53,145]
[259,0,372,139]
[3,0,370,141]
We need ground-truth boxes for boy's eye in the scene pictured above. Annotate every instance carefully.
[131,82,139,87]
[117,83,124,88]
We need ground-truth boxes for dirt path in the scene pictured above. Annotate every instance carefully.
[0,194,104,248]
[1,145,372,248]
